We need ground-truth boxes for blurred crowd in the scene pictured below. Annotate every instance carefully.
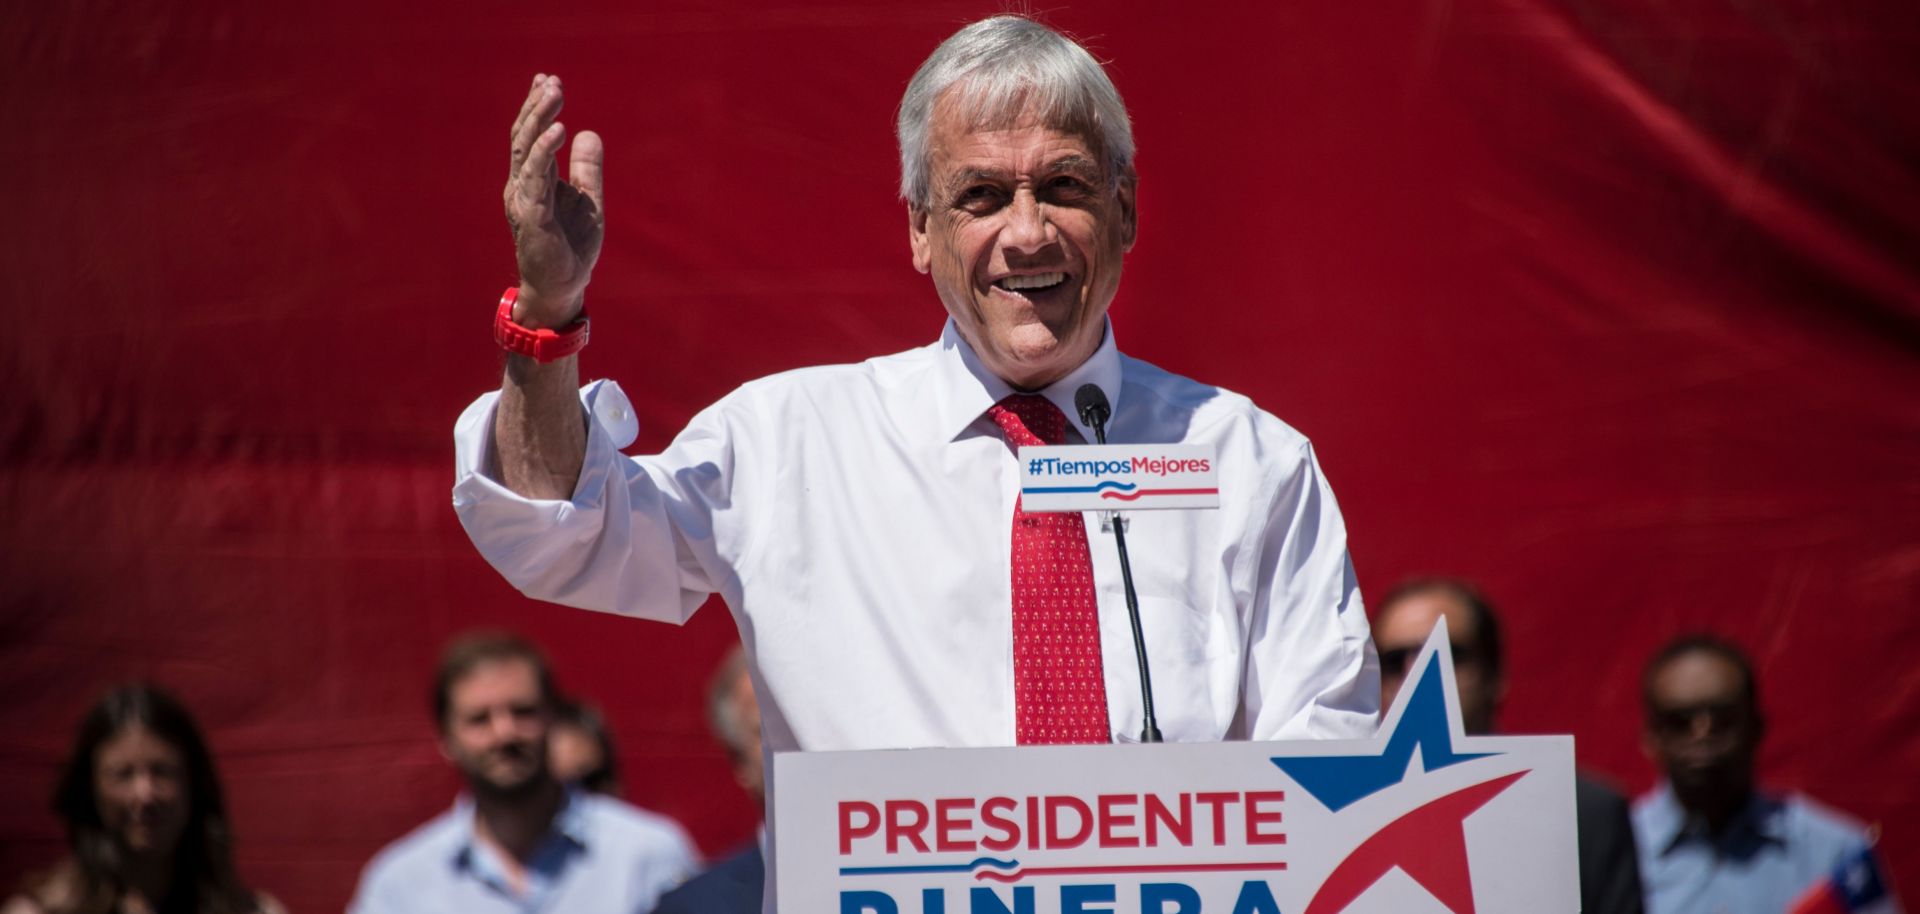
[4,577,1898,914]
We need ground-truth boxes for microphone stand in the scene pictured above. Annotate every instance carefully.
[1076,386,1163,743]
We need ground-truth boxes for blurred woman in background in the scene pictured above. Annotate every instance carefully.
[4,684,281,914]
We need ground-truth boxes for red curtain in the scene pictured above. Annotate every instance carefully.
[3,2,1915,909]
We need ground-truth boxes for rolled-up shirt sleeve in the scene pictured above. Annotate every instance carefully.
[451,379,728,625]
[1239,439,1380,741]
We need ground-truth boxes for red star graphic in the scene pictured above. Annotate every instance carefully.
[1303,770,1529,914]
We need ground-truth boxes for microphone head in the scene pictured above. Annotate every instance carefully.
[1074,383,1112,428]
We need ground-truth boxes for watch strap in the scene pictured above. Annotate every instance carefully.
[493,287,589,363]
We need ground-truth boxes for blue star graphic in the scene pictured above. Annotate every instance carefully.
[1272,653,1497,812]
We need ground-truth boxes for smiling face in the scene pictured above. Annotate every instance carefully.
[909,95,1136,391]
[93,724,190,858]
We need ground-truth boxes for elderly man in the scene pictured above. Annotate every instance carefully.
[454,15,1377,902]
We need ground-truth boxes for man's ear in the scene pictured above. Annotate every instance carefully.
[909,206,932,274]
[1118,175,1138,252]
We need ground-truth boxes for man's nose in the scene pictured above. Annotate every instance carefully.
[1680,709,1728,742]
[1001,191,1054,253]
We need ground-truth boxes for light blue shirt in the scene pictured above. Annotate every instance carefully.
[349,789,698,914]
[1631,784,1886,914]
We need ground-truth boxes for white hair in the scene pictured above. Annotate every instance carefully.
[896,16,1136,209]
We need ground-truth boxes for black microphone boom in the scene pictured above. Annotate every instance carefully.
[1074,383,1164,744]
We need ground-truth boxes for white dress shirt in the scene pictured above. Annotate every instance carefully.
[452,320,1378,904]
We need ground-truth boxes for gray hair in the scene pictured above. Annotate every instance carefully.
[705,645,754,755]
[896,16,1136,209]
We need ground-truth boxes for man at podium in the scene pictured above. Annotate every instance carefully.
[452,11,1378,877]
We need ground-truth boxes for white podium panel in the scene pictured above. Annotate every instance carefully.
[775,629,1579,914]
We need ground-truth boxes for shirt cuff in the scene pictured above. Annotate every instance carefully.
[452,378,637,502]
[452,380,673,609]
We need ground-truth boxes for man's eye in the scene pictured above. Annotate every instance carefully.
[957,186,1002,206]
[1047,175,1093,196]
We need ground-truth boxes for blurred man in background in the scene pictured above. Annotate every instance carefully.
[1634,636,1899,914]
[349,633,697,914]
[654,646,764,914]
[1373,577,1645,914]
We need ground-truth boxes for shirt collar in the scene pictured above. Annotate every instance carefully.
[551,788,592,846]
[1645,782,1787,856]
[928,317,1124,444]
[447,787,591,869]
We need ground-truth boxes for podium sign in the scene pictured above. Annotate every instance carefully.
[774,628,1578,913]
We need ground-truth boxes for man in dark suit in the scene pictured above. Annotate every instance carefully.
[1372,577,1645,914]
[655,648,764,914]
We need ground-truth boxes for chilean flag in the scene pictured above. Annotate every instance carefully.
[1787,844,1901,914]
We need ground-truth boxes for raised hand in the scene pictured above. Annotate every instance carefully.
[504,74,605,329]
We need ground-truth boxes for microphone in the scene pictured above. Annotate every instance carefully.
[1074,384,1164,744]
[1074,384,1111,433]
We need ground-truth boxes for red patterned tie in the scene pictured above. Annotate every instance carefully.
[986,394,1111,745]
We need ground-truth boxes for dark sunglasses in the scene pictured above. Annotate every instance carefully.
[1379,643,1477,678]
[1649,701,1750,738]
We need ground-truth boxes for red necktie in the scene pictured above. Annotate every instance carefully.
[986,394,1111,745]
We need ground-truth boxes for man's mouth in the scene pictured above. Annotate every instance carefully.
[489,745,534,766]
[993,272,1070,295]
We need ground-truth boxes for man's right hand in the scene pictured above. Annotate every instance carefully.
[504,74,605,329]
[492,75,598,501]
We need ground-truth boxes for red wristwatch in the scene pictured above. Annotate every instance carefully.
[493,287,589,363]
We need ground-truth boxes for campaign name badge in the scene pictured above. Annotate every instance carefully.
[1018,445,1220,512]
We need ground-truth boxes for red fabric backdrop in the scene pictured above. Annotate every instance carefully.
[3,1,1916,910]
